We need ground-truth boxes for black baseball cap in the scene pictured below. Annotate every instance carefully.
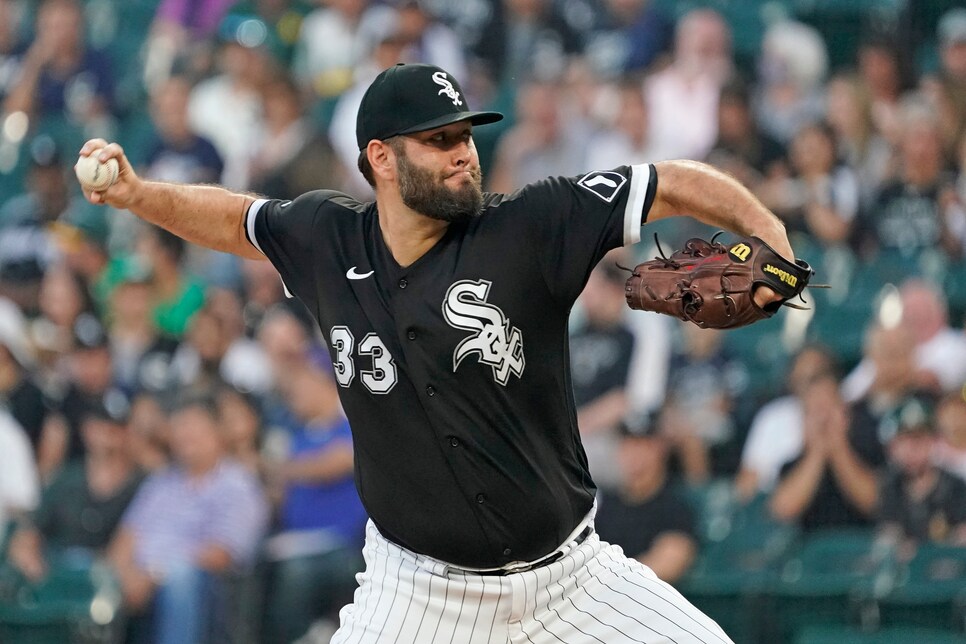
[356,63,503,150]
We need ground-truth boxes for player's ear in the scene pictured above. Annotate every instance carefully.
[367,140,395,184]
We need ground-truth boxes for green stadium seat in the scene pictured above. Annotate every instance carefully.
[794,624,966,644]
[0,559,123,644]
[678,489,798,643]
[768,528,895,641]
[878,544,966,632]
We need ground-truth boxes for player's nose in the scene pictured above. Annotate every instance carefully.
[452,140,472,167]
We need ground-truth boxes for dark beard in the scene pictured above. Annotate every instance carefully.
[396,150,483,224]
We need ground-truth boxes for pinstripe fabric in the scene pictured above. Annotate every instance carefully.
[330,521,733,644]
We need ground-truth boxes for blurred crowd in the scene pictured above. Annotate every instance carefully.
[0,0,965,642]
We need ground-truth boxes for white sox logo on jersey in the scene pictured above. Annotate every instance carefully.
[432,71,463,107]
[442,280,524,386]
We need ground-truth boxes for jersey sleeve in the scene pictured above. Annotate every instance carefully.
[517,163,657,304]
[244,192,326,301]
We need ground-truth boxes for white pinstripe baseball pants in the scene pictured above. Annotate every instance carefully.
[329,521,733,644]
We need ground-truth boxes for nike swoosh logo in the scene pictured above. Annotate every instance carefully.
[346,266,375,280]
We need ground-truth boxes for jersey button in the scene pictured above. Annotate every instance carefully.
[449,437,459,447]
[503,548,512,557]
[476,493,485,504]
[398,278,408,289]
[426,385,436,397]
[407,329,416,340]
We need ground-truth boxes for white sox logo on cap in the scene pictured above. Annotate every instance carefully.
[432,71,462,107]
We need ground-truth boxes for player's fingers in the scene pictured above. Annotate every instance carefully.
[79,138,109,157]
[96,142,126,163]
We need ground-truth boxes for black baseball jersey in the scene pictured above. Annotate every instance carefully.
[246,163,657,567]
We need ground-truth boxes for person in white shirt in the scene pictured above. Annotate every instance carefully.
[842,279,966,400]
[0,409,40,543]
[734,345,837,500]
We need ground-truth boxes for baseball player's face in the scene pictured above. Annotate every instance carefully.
[393,123,483,224]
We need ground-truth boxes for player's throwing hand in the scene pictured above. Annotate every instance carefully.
[76,139,140,209]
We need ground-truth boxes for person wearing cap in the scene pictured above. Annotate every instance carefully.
[7,390,142,583]
[876,395,966,552]
[78,61,797,642]
[0,135,72,315]
[594,415,699,584]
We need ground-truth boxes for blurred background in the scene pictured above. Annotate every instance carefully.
[0,0,964,642]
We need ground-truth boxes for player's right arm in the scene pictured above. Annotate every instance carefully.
[77,139,264,260]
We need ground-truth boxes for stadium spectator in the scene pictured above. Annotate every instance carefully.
[239,258,289,338]
[735,345,838,501]
[139,97,237,287]
[328,24,409,199]
[843,280,966,398]
[107,262,179,396]
[824,72,894,211]
[108,394,268,644]
[471,0,583,87]
[579,0,672,78]
[214,384,262,474]
[6,393,142,582]
[644,8,732,161]
[934,392,966,481]
[2,0,115,127]
[261,353,366,643]
[169,293,271,395]
[488,78,589,192]
[221,1,313,67]
[37,313,117,482]
[249,72,350,200]
[777,121,860,246]
[0,296,47,450]
[658,322,747,481]
[0,0,27,103]
[0,137,70,315]
[595,415,698,584]
[585,78,666,170]
[126,391,169,474]
[857,96,964,259]
[754,21,828,145]
[856,33,915,144]
[293,0,396,99]
[394,0,467,82]
[0,410,39,552]
[938,8,966,86]
[144,75,224,185]
[134,226,205,338]
[52,201,127,315]
[570,259,637,490]
[876,395,966,552]
[706,75,787,200]
[770,372,885,531]
[27,264,94,385]
[187,21,270,190]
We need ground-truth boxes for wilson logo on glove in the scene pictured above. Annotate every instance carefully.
[622,234,825,330]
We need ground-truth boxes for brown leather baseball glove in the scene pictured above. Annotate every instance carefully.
[624,234,815,329]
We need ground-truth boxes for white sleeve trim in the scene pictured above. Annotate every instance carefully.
[622,163,650,246]
[246,198,268,255]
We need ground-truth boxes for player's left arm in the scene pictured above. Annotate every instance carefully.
[646,161,793,306]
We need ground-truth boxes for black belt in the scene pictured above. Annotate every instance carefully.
[474,526,594,576]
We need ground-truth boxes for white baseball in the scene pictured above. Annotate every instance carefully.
[75,150,119,192]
